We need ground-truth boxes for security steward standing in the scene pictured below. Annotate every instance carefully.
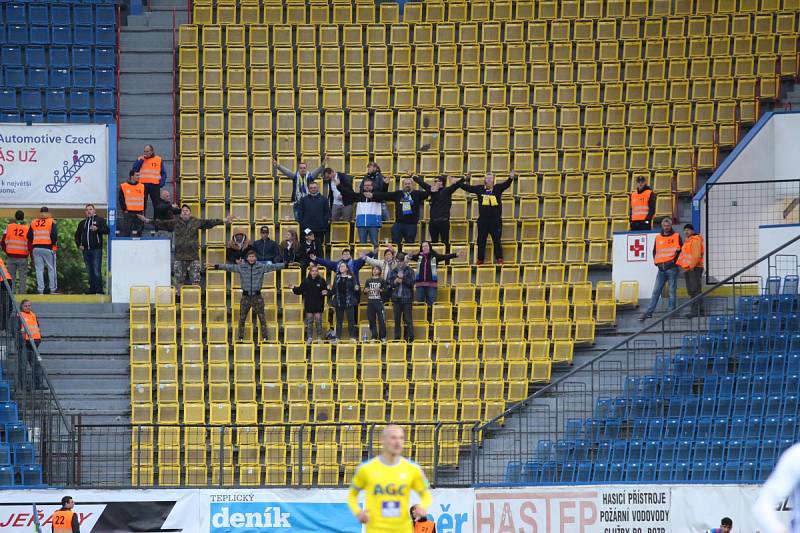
[639,217,682,321]
[18,299,44,390]
[131,144,167,214]
[1,210,30,293]
[0,256,12,331]
[119,171,146,237]
[411,505,436,533]
[677,223,705,318]
[52,495,80,533]
[630,175,656,231]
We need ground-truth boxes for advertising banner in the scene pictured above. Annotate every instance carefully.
[671,484,792,532]
[0,123,109,208]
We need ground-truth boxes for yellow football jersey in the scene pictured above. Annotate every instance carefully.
[347,456,432,533]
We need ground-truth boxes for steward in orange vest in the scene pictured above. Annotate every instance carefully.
[52,495,80,533]
[27,207,59,295]
[118,171,146,237]
[678,223,705,318]
[131,143,167,213]
[18,299,45,390]
[630,176,656,231]
[411,505,436,533]
[640,217,683,321]
[2,211,30,259]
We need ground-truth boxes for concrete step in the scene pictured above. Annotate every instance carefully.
[118,146,174,165]
[50,375,130,393]
[119,115,172,135]
[119,73,174,94]
[119,53,174,73]
[120,30,174,51]
[126,11,188,29]
[120,93,174,109]
[151,0,189,10]
[39,357,129,375]
[37,339,129,356]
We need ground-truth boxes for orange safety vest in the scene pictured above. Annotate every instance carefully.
[630,189,652,221]
[414,521,436,533]
[677,234,705,270]
[31,217,54,246]
[138,155,163,185]
[121,182,146,212]
[20,310,41,341]
[4,222,29,256]
[51,509,74,533]
[0,257,10,281]
[654,232,681,265]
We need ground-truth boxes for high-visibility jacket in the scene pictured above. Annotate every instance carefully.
[630,189,653,221]
[677,234,705,270]
[414,520,436,533]
[0,257,11,281]
[20,310,41,341]
[4,222,29,257]
[120,182,146,212]
[654,232,681,265]
[137,155,163,185]
[51,509,74,533]
[31,217,54,246]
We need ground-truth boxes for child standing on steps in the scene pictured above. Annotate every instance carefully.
[291,264,328,343]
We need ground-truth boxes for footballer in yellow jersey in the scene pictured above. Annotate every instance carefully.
[347,425,433,533]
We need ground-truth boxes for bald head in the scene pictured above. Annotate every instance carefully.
[381,425,406,457]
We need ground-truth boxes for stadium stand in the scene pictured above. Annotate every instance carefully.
[0,381,44,487]
[506,276,800,483]
[120,0,800,486]
[0,1,119,124]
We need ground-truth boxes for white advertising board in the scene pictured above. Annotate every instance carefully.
[612,231,659,300]
[0,123,109,208]
[110,238,171,303]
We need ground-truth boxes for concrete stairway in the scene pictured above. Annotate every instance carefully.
[117,0,187,196]
[33,302,130,426]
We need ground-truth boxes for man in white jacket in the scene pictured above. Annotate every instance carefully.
[754,442,799,533]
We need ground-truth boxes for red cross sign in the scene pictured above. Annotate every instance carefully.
[627,235,647,262]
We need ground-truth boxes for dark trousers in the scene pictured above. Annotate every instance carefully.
[143,183,161,215]
[393,301,414,341]
[0,282,10,331]
[630,220,652,231]
[312,230,327,248]
[238,293,267,340]
[83,248,103,294]
[428,219,450,246]
[391,222,417,244]
[121,211,145,237]
[335,306,357,339]
[685,267,705,315]
[17,339,43,389]
[366,300,387,340]
[477,216,503,261]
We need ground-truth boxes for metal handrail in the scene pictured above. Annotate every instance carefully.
[477,232,800,431]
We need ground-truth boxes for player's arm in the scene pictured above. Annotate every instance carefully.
[412,465,433,515]
[753,445,800,533]
[347,465,369,524]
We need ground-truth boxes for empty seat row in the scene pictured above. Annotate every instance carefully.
[2,3,117,26]
[2,68,114,89]
[0,111,116,124]
[0,88,114,112]
[0,24,116,45]
[2,45,116,68]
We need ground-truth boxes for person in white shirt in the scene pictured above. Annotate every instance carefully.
[754,442,800,533]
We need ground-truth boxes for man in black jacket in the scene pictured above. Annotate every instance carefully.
[461,171,515,265]
[414,174,466,246]
[154,188,181,222]
[74,204,109,294]
[297,181,331,246]
[252,225,281,263]
[374,176,430,245]
[323,167,355,222]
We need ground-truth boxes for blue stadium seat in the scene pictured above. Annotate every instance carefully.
[657,461,673,481]
[536,440,553,461]
[74,5,94,26]
[573,461,590,482]
[683,396,700,417]
[0,403,18,425]
[4,424,26,445]
[628,439,643,463]
[5,4,27,25]
[19,464,41,486]
[676,440,692,462]
[21,89,42,111]
[73,25,95,46]
[45,89,65,111]
[610,440,627,463]
[0,90,17,111]
[521,461,541,483]
[560,462,576,483]
[0,443,10,465]
[611,397,628,418]
[679,417,696,439]
[709,440,725,462]
[699,396,716,417]
[68,112,90,123]
[763,416,780,439]
[727,439,744,462]
[574,439,590,461]
[730,417,746,438]
[50,4,71,25]
[71,46,92,68]
[712,417,729,439]
[673,461,690,481]
[663,418,679,439]
[94,68,115,89]
[787,353,800,372]
[95,46,115,68]
[51,26,72,44]
[732,394,749,416]
[690,461,706,480]
[608,462,624,482]
[555,440,572,462]
[0,383,9,402]
[0,466,13,486]
[660,375,677,397]
[625,462,640,481]
[643,440,660,462]
[742,439,760,461]
[707,461,723,481]
[23,111,44,123]
[694,440,709,461]
[28,4,49,26]
[48,46,69,68]
[27,68,48,88]
[584,418,600,442]
[12,442,33,465]
[24,47,47,69]
[564,418,582,439]
[29,25,49,45]
[602,418,621,440]
[631,418,647,439]
[762,439,778,463]
[94,90,116,111]
[641,462,657,482]
[740,461,757,482]
[4,66,25,88]
[0,112,21,122]
[784,395,798,416]
[504,461,521,483]
[1,46,22,67]
[541,462,557,483]
[596,440,611,462]
[48,68,69,87]
[592,462,608,482]
[72,69,93,89]
[747,416,764,439]
[96,5,116,25]
[95,26,114,46]
[69,89,90,111]
[45,112,67,123]
[716,396,732,417]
